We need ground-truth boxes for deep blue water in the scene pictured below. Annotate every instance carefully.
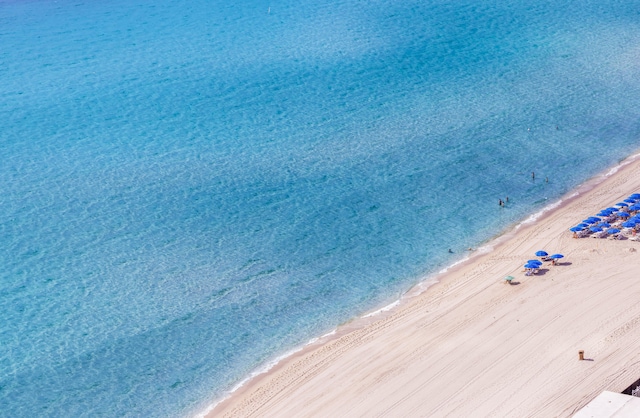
[1,0,640,416]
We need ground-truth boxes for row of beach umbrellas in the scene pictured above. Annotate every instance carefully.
[569,194,640,234]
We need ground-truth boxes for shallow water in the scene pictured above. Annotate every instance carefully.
[1,0,640,416]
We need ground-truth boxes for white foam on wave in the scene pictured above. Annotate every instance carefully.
[438,255,470,274]
[605,152,640,177]
[361,300,400,318]
[476,244,494,254]
[516,197,566,228]
[606,165,622,177]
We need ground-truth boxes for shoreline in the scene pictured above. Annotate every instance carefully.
[200,151,640,417]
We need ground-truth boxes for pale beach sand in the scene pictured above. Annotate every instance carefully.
[206,154,640,418]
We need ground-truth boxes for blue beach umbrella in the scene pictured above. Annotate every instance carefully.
[570,226,583,232]
[618,212,630,218]
[630,205,640,211]
[622,221,636,228]
[600,222,611,228]
[616,202,629,207]
[577,223,589,228]
[524,263,539,269]
[608,228,620,234]
[582,219,597,224]
[588,216,601,222]
[535,250,548,256]
[630,193,640,199]
[550,254,564,259]
[597,211,610,217]
[625,199,636,204]
[589,226,602,232]
[527,260,543,266]
[607,207,619,212]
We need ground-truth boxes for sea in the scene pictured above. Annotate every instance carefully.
[1,0,640,416]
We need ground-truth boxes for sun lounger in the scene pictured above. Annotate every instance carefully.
[577,230,590,238]
[629,235,640,242]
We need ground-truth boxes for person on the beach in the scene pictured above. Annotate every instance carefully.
[499,199,504,207]
[532,171,535,180]
[506,196,509,203]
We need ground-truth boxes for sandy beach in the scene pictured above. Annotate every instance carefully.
[206,154,640,418]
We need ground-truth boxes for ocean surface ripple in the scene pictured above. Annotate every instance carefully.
[1,0,640,416]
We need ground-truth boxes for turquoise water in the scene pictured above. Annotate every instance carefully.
[1,0,640,416]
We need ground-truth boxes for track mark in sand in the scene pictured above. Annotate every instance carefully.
[604,314,640,344]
